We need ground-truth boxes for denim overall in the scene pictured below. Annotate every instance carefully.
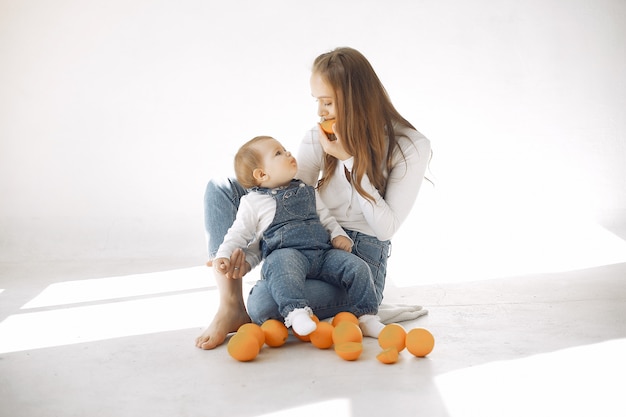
[256,180,331,258]
[255,179,379,320]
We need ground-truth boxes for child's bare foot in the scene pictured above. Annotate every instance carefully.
[195,306,251,350]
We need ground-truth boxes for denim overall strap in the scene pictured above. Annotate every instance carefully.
[257,179,332,258]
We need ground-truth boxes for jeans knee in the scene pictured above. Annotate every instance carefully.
[246,283,281,324]
[205,177,235,203]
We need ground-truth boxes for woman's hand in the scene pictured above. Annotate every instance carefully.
[318,124,352,161]
[211,248,251,279]
[331,235,353,252]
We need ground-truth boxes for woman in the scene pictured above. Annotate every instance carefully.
[196,47,431,349]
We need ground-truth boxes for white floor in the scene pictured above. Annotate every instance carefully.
[1,253,625,417]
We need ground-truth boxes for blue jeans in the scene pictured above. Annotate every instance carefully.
[204,178,391,323]
[263,247,378,319]
[204,178,249,259]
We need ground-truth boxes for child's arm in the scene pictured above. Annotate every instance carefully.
[214,192,274,275]
[215,195,262,271]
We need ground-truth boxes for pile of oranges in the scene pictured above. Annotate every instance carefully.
[227,311,435,363]
[376,322,435,364]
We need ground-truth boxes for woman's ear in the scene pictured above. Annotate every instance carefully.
[252,168,267,183]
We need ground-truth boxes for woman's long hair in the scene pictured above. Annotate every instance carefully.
[313,47,415,201]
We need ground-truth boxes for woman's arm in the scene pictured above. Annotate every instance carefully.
[344,129,431,241]
[296,128,324,187]
[298,124,431,242]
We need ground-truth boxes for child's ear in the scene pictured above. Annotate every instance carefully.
[252,168,267,183]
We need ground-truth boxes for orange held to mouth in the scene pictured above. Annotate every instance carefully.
[320,119,335,134]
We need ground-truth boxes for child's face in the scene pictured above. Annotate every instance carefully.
[256,138,298,188]
[310,72,336,122]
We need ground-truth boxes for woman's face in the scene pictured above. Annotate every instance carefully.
[310,72,336,121]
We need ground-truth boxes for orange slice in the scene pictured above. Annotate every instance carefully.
[376,347,399,364]
[334,342,363,361]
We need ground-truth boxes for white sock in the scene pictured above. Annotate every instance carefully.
[286,308,317,336]
[358,314,385,338]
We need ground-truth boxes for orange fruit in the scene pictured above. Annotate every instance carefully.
[334,342,363,361]
[227,332,260,362]
[310,321,334,349]
[293,315,320,342]
[320,119,335,134]
[331,311,359,327]
[376,347,399,364]
[261,319,289,347]
[406,328,435,357]
[332,321,363,345]
[237,323,265,349]
[378,323,407,352]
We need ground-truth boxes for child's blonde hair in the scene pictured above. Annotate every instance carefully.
[234,136,273,189]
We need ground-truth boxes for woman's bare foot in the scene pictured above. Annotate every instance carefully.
[195,305,251,350]
[197,250,252,349]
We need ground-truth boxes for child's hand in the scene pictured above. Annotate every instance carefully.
[213,249,251,279]
[332,235,353,252]
[213,257,230,274]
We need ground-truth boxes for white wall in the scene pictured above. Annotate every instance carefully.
[1,0,625,265]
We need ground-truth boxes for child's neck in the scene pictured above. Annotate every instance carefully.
[258,178,295,189]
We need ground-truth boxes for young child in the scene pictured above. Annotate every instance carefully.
[213,136,384,337]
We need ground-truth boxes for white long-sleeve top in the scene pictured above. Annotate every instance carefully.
[219,187,351,268]
[296,122,431,242]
